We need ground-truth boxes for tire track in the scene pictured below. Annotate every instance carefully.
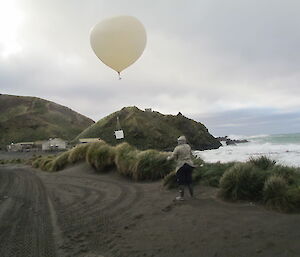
[42,172,144,257]
[0,167,57,257]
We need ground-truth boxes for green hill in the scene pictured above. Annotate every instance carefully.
[0,94,94,149]
[76,106,221,151]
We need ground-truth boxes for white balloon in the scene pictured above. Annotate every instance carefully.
[90,16,147,75]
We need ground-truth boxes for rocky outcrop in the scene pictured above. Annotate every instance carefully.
[217,136,249,146]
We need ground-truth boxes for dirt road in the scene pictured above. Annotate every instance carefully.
[0,165,56,257]
[0,163,300,257]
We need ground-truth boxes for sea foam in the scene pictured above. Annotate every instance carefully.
[194,133,300,167]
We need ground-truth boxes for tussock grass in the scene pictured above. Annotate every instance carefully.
[193,161,236,187]
[263,175,300,212]
[113,144,175,181]
[86,141,116,172]
[68,143,91,164]
[248,155,276,170]
[263,175,290,212]
[271,165,300,185]
[219,163,266,201]
[133,150,174,181]
[216,156,300,212]
[27,141,191,183]
[32,156,44,168]
[114,142,139,178]
[51,151,70,171]
[39,155,55,171]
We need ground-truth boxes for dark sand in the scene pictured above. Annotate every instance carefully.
[0,163,299,257]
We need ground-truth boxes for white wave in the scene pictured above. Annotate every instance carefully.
[194,142,300,167]
[247,134,270,139]
[226,134,270,141]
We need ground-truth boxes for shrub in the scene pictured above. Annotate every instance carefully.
[86,142,116,172]
[219,163,266,201]
[270,165,300,185]
[193,162,236,187]
[51,151,70,171]
[44,159,54,171]
[39,156,55,171]
[248,155,276,170]
[32,157,44,168]
[285,187,300,212]
[86,141,105,167]
[114,142,139,178]
[68,143,91,164]
[133,150,174,181]
[263,175,291,212]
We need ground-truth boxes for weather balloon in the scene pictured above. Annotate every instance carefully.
[90,16,147,78]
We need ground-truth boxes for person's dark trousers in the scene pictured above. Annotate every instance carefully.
[176,163,194,197]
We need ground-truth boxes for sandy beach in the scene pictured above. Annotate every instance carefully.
[0,162,299,257]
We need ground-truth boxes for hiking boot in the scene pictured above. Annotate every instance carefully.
[175,196,185,201]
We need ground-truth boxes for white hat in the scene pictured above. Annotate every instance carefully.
[177,135,186,143]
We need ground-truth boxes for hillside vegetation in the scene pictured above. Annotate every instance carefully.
[0,94,94,149]
[76,106,221,151]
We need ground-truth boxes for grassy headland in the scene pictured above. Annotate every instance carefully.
[75,106,221,151]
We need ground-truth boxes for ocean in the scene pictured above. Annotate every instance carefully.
[194,133,300,167]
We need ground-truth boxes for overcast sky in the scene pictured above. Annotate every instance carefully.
[1,0,299,136]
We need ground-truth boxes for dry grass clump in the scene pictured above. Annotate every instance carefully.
[217,157,300,212]
[193,161,236,187]
[114,142,139,178]
[68,143,91,164]
[51,151,70,171]
[219,163,266,201]
[133,150,174,181]
[263,175,290,212]
[32,156,44,168]
[86,141,116,172]
[271,165,300,185]
[114,143,174,181]
[248,155,276,170]
[30,141,173,179]
[39,155,56,171]
[263,175,300,212]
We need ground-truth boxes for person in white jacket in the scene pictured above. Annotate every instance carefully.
[167,135,195,201]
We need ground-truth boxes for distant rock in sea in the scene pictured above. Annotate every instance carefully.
[217,136,249,146]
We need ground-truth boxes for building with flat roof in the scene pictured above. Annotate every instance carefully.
[42,138,67,151]
[79,138,101,144]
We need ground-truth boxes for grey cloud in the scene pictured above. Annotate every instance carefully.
[1,0,300,135]
[194,108,300,136]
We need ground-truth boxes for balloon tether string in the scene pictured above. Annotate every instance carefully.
[118,72,122,80]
